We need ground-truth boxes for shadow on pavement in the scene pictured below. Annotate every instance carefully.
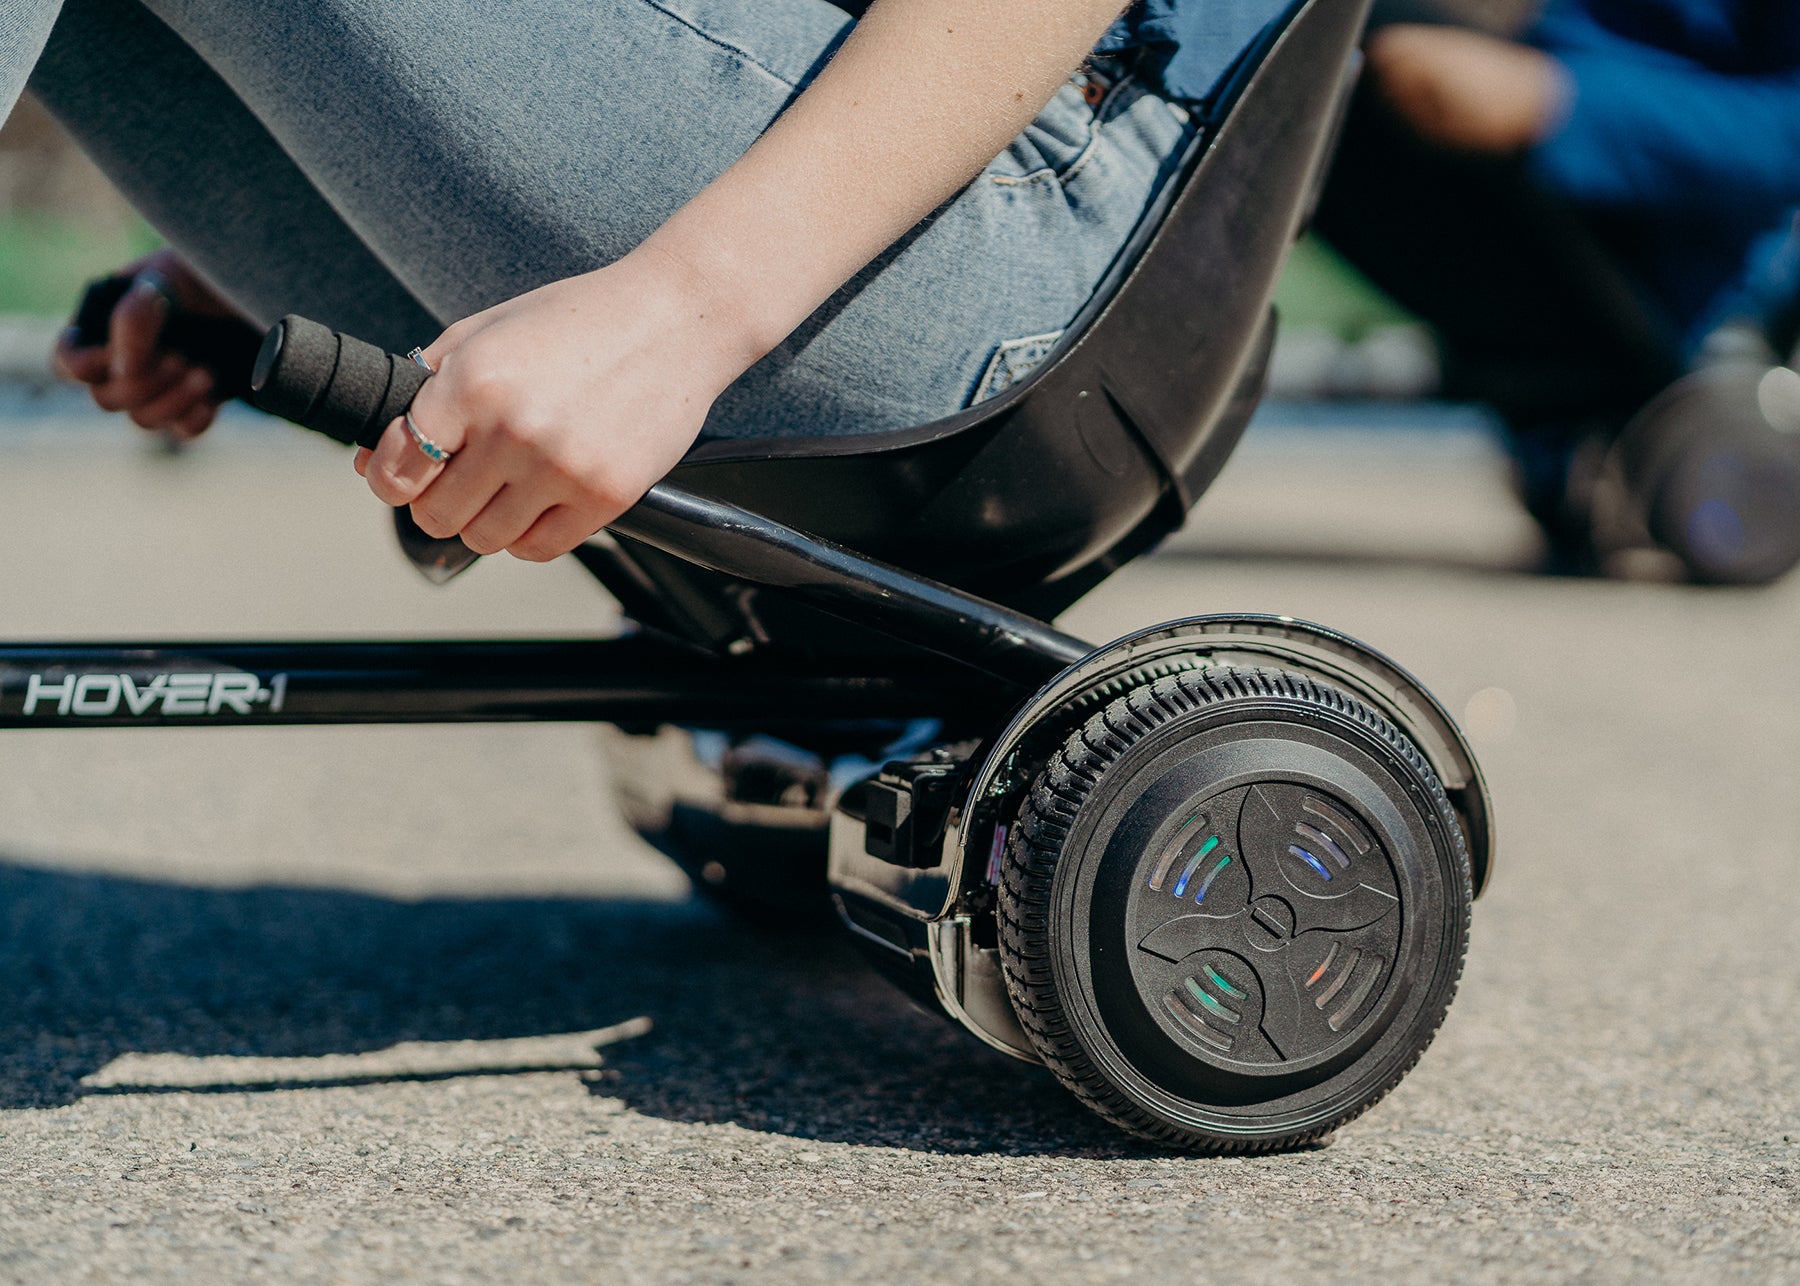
[0,857,1131,1156]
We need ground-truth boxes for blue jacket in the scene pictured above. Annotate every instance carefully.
[1526,0,1800,344]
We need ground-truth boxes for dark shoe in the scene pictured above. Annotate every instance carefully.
[1508,424,1610,576]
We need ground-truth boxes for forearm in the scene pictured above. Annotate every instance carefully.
[636,0,1129,369]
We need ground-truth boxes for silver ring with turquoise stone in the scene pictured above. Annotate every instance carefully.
[403,410,453,463]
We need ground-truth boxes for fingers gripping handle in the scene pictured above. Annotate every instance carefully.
[249,315,429,450]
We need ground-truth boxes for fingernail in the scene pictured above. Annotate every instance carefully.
[127,276,171,311]
[130,267,177,308]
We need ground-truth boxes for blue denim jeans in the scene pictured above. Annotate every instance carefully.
[2,0,1193,439]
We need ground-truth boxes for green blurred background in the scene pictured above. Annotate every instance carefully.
[0,97,156,318]
[0,208,159,316]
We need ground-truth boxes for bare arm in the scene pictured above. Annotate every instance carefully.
[649,0,1133,363]
[365,0,1130,561]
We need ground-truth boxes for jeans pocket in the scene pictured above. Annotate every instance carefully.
[989,69,1143,188]
[970,329,1065,404]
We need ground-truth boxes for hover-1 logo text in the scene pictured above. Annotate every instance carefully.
[16,672,289,717]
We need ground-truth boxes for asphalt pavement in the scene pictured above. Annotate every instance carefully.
[0,398,1794,1284]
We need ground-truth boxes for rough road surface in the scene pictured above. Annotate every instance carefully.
[0,402,1793,1283]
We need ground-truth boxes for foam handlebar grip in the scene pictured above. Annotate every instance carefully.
[249,315,430,450]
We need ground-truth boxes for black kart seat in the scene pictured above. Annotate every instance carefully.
[624,0,1368,629]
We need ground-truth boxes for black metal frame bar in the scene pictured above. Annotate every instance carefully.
[604,485,1092,684]
[0,634,1019,729]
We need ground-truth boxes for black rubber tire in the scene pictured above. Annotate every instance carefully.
[997,665,1472,1153]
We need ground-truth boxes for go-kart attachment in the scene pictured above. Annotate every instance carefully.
[20,0,1481,1151]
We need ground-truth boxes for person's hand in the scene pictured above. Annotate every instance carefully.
[354,247,762,562]
[1367,24,1569,154]
[53,247,237,442]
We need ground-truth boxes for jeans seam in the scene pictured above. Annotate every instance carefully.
[970,329,1066,403]
[634,0,805,91]
[989,73,1137,189]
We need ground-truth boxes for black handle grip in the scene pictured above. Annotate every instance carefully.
[70,274,264,401]
[249,314,430,450]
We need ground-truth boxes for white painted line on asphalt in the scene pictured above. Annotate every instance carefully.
[77,1016,654,1092]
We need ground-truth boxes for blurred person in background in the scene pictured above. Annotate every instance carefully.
[1315,0,1800,584]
